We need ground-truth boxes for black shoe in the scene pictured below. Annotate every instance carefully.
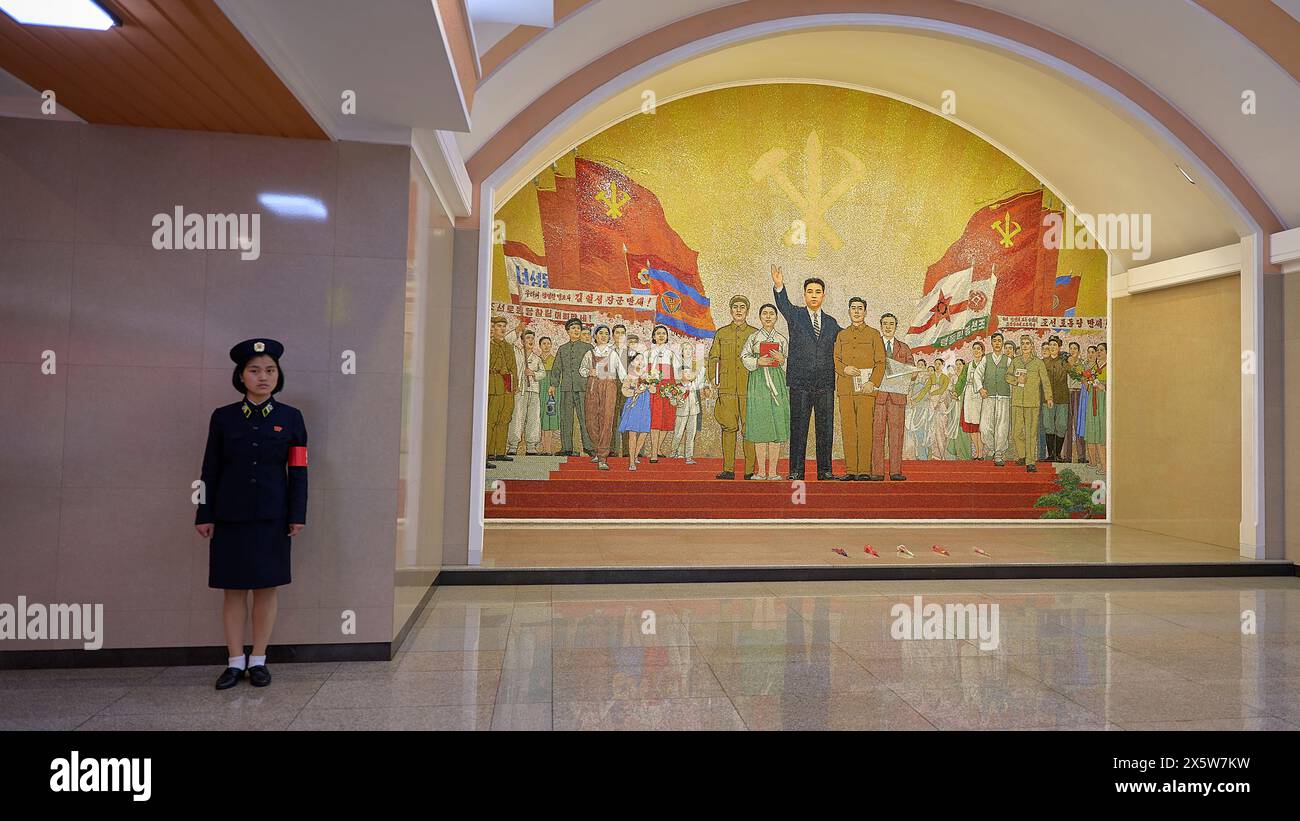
[1026,464,1038,473]
[497,455,514,462]
[865,474,884,481]
[744,473,755,480]
[247,665,272,687]
[994,460,1005,467]
[788,473,805,481]
[856,474,872,481]
[215,666,245,690]
[817,472,837,481]
[486,461,496,469]
[839,474,857,481]
[715,471,735,480]
[890,473,906,481]
[525,451,539,456]
[557,450,573,457]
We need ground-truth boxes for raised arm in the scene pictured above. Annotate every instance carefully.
[771,264,797,322]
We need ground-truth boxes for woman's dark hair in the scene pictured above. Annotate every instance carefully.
[231,355,285,395]
[758,303,778,316]
[652,324,669,343]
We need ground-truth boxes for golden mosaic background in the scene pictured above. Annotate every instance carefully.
[491,83,1108,460]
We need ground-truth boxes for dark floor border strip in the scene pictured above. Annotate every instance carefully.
[0,641,392,671]
[438,562,1297,586]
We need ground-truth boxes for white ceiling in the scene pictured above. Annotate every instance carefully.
[462,0,1300,239]
[0,66,80,121]
[214,0,469,142]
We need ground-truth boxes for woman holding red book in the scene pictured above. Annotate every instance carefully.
[741,303,791,479]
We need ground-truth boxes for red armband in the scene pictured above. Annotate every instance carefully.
[288,446,308,467]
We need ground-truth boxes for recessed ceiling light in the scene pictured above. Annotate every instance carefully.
[0,0,118,30]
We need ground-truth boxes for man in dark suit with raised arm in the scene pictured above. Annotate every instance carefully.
[771,264,841,480]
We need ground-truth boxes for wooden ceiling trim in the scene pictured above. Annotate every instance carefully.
[0,20,161,126]
[117,0,275,135]
[111,14,258,133]
[0,0,327,139]
[156,0,321,138]
[45,26,189,129]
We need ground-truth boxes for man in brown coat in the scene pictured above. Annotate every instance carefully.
[871,313,915,481]
[833,297,888,480]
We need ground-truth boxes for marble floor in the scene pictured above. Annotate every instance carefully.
[4,576,1300,730]
[482,523,1247,567]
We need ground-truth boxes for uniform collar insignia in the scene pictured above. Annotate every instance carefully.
[242,399,274,417]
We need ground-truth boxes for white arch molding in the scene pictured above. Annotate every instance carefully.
[467,14,1270,564]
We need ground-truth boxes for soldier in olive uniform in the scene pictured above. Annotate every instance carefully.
[706,295,758,479]
[1010,334,1053,473]
[547,317,595,456]
[486,316,518,468]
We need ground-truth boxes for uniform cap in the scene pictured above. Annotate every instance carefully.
[229,338,284,363]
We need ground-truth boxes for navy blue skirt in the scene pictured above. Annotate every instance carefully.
[209,518,292,589]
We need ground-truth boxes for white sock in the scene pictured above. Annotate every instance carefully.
[228,655,246,670]
[249,655,266,668]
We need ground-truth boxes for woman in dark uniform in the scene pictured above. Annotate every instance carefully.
[194,339,308,690]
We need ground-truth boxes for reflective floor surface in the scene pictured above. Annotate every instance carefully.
[4,577,1299,730]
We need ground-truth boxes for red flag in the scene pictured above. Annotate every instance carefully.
[922,190,1060,328]
[575,158,705,295]
[1053,274,1081,316]
[502,239,545,268]
[537,176,580,289]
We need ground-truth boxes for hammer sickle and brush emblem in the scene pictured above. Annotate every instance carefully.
[595,180,631,219]
[749,132,866,258]
[991,210,1021,248]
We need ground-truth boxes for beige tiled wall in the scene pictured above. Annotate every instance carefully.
[392,158,454,636]
[1111,275,1242,550]
[441,228,480,567]
[1286,274,1299,562]
[0,117,412,651]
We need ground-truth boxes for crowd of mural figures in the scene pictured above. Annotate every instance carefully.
[485,263,1108,483]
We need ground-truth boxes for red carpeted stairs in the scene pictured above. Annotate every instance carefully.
[485,457,1058,519]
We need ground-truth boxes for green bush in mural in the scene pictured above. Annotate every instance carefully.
[1035,468,1105,519]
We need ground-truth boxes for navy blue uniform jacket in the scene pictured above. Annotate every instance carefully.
[195,400,308,525]
[773,285,841,391]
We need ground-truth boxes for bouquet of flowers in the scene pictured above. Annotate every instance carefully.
[660,379,687,408]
